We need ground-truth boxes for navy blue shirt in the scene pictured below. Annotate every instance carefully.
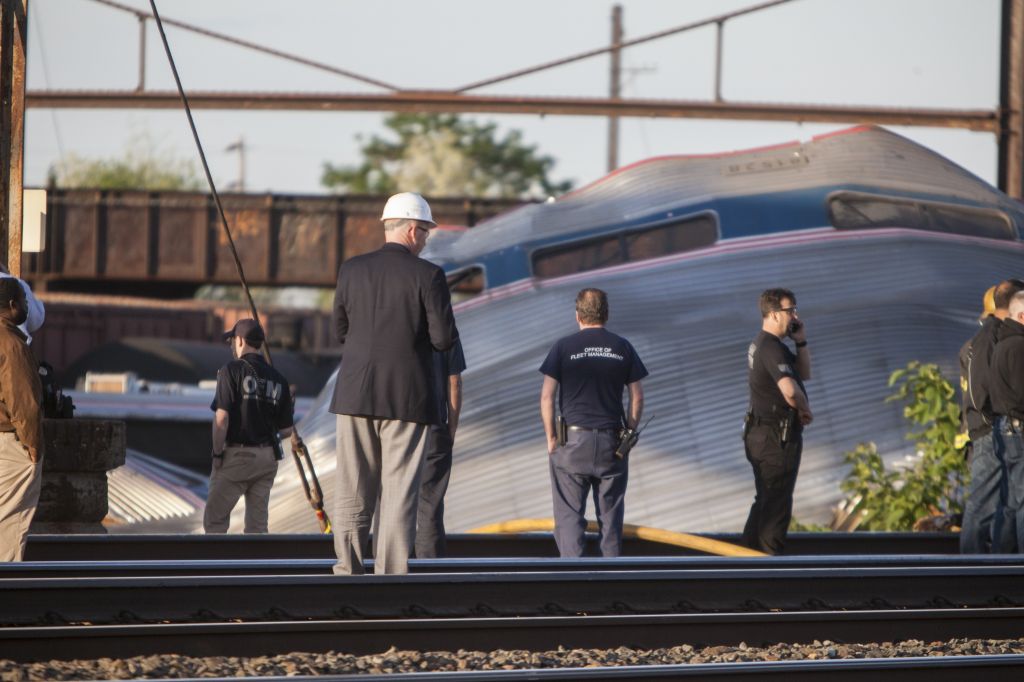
[432,337,467,428]
[539,327,648,430]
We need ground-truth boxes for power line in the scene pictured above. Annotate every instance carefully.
[89,0,400,91]
[454,0,798,93]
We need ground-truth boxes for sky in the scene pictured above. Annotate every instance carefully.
[24,0,1002,196]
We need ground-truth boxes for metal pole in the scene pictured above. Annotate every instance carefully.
[238,136,245,192]
[0,0,27,276]
[998,0,1024,198]
[136,14,146,92]
[714,21,724,102]
[608,4,622,173]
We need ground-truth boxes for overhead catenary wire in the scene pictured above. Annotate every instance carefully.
[146,0,331,533]
[94,0,399,91]
[454,0,797,93]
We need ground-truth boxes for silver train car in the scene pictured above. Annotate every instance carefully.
[261,125,1024,534]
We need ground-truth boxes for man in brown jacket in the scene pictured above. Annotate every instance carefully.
[0,278,43,561]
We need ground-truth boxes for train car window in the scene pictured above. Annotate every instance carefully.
[532,235,624,278]
[624,216,718,262]
[447,266,485,299]
[828,193,1015,241]
[532,215,718,278]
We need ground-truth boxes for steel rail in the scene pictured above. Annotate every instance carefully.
[139,656,1024,681]
[3,609,1024,663]
[23,90,999,132]
[2,566,1023,625]
[23,532,961,561]
[2,554,1024,579]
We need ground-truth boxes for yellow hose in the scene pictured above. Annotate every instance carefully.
[468,518,766,557]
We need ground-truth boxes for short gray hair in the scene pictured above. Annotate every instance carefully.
[1010,290,1024,319]
[384,218,416,233]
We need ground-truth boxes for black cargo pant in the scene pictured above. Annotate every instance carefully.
[549,428,627,557]
[741,423,802,555]
[415,425,453,558]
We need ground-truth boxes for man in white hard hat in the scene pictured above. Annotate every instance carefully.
[330,192,458,575]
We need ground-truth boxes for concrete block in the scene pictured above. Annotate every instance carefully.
[42,419,126,472]
[34,471,109,523]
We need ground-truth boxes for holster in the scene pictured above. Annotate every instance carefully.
[556,416,567,447]
[271,437,284,461]
[778,410,798,446]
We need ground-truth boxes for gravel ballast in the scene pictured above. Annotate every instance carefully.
[3,637,1024,679]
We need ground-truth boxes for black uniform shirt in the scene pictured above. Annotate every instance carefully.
[747,330,806,417]
[990,318,1024,419]
[539,327,648,430]
[959,316,1000,438]
[432,337,467,429]
[212,352,294,446]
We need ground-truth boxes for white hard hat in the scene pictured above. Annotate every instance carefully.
[380,192,435,225]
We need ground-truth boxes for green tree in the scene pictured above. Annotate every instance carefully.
[839,361,966,530]
[53,132,202,191]
[321,113,573,199]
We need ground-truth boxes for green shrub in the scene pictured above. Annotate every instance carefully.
[839,361,966,531]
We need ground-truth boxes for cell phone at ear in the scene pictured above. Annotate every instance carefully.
[788,320,803,334]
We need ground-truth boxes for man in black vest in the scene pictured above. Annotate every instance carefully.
[539,288,647,557]
[742,288,812,555]
[330,192,458,575]
[990,289,1024,552]
[959,279,1024,553]
[205,318,294,534]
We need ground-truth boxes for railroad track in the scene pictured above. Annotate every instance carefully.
[2,554,1023,578]
[3,565,1023,625]
[23,531,960,561]
[140,657,1024,680]
[6,546,1024,678]
[4,608,1024,663]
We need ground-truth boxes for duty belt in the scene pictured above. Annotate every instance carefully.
[568,425,619,434]
[746,415,783,427]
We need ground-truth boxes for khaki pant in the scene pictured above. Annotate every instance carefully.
[203,444,278,534]
[333,415,427,575]
[0,432,41,562]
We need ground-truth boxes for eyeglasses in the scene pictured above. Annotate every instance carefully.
[414,225,431,235]
[775,306,797,315]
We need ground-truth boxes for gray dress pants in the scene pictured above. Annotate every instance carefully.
[549,428,628,557]
[333,414,427,575]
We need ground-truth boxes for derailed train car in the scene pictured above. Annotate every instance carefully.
[262,125,1024,534]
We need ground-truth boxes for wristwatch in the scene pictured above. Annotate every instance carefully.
[212,449,224,459]
[795,340,808,348]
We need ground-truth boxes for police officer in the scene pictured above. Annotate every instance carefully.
[959,279,1024,553]
[990,289,1024,552]
[539,288,647,557]
[742,288,812,555]
[415,337,467,558]
[204,318,294,534]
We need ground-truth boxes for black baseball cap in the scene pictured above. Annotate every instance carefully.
[222,318,265,345]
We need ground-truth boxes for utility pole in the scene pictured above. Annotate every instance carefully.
[607,4,622,173]
[225,136,246,192]
[0,0,27,275]
[998,0,1024,199]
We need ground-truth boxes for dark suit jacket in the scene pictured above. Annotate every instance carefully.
[330,242,458,424]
